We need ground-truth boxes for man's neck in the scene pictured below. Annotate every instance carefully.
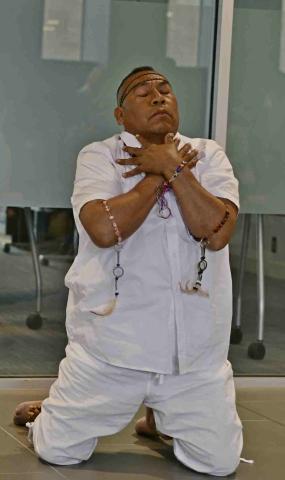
[125,130,177,145]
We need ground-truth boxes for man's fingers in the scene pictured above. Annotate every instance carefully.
[122,167,142,178]
[183,148,200,162]
[174,137,180,148]
[179,143,192,156]
[164,132,175,144]
[122,146,143,156]
[135,134,150,148]
[181,149,202,169]
[187,158,199,170]
[116,157,138,165]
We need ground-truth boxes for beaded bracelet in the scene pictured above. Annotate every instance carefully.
[167,158,189,185]
[202,207,230,245]
[102,200,124,298]
[102,200,122,244]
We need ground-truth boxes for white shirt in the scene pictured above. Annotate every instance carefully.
[65,131,239,375]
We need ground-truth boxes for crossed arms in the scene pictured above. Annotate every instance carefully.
[79,135,238,251]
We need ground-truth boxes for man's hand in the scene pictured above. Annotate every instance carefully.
[116,133,199,179]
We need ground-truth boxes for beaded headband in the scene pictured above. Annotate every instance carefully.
[117,72,171,107]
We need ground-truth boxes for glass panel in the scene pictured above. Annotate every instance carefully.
[0,0,217,376]
[227,0,285,374]
[227,0,285,214]
[0,0,216,209]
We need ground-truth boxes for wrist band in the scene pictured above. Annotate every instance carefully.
[167,158,189,185]
[202,207,230,245]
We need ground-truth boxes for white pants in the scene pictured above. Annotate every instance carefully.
[30,342,243,476]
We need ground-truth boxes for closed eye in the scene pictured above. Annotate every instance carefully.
[135,85,150,97]
[134,81,173,98]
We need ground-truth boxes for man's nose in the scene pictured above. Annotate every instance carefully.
[150,90,165,105]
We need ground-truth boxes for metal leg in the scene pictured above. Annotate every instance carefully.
[230,214,251,344]
[73,226,79,255]
[24,207,43,329]
[248,214,266,359]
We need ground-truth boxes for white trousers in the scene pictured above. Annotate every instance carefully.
[29,342,243,476]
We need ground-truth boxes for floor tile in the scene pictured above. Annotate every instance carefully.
[239,401,285,426]
[0,427,60,477]
[57,448,209,480]
[0,473,65,479]
[236,387,285,402]
[1,386,285,479]
[236,405,267,422]
[0,389,49,447]
[235,419,285,480]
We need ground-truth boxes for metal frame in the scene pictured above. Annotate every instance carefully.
[211,0,234,149]
[211,1,266,360]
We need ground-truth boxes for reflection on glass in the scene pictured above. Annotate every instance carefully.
[227,0,285,213]
[42,0,84,61]
[0,0,216,209]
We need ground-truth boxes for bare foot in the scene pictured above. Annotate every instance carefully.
[13,400,42,426]
[135,408,172,440]
[135,416,158,438]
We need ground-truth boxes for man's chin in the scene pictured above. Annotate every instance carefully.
[148,124,177,136]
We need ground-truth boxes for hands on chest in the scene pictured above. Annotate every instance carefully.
[116,133,200,181]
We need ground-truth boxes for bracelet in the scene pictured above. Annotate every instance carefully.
[202,207,230,245]
[102,200,122,244]
[167,158,189,185]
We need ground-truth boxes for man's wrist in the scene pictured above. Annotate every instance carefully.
[135,173,164,196]
[162,159,180,182]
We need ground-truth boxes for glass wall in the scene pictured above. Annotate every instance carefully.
[0,0,217,375]
[227,0,285,374]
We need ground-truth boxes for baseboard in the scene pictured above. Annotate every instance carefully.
[0,377,56,390]
[234,377,285,388]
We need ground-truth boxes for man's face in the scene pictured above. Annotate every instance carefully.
[114,71,179,142]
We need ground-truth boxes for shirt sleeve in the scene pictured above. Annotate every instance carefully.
[198,140,240,209]
[71,145,123,220]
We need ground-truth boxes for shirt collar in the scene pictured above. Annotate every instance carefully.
[119,131,141,148]
[119,130,182,148]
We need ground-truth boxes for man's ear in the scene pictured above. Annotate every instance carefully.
[114,106,124,125]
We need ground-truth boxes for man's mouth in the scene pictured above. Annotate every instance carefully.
[150,110,172,120]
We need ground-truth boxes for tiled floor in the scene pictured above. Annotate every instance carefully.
[0,379,285,479]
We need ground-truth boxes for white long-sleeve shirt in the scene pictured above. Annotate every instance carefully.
[65,131,239,374]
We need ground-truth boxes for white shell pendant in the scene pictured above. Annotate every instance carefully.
[179,281,209,297]
[90,299,117,316]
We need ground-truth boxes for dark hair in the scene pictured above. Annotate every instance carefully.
[116,66,155,102]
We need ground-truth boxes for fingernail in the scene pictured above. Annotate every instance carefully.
[135,134,140,138]
[122,173,127,177]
